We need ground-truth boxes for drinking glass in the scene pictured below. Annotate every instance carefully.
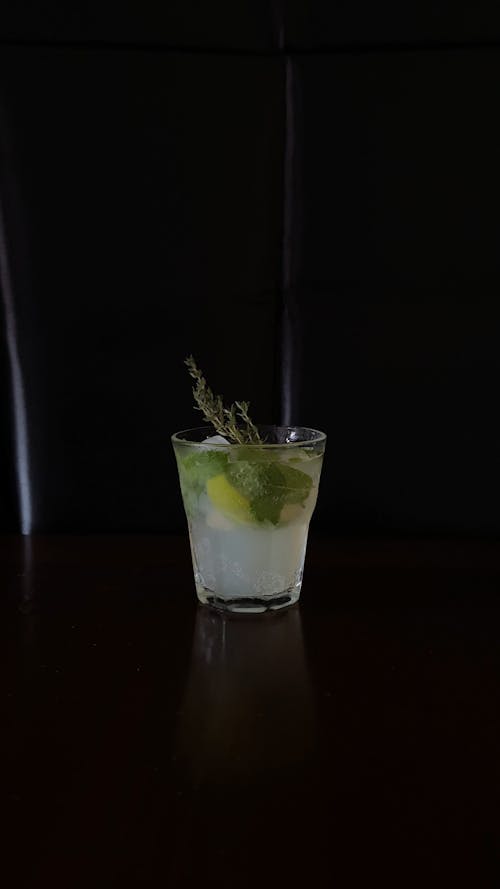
[172,425,326,613]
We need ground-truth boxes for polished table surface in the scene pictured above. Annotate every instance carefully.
[2,534,500,887]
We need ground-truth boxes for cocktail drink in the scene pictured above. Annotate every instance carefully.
[172,425,326,612]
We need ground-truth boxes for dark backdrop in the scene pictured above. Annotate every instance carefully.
[1,1,499,534]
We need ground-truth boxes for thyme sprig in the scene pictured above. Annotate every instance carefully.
[185,356,262,444]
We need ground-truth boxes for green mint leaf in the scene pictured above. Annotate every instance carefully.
[225,461,275,502]
[250,492,284,525]
[179,450,229,494]
[226,460,312,525]
[276,463,313,505]
[228,462,285,525]
[233,446,281,463]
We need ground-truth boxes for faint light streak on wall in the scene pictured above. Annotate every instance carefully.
[0,198,32,534]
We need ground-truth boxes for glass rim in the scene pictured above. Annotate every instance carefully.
[171,425,327,449]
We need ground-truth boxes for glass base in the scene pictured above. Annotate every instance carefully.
[195,582,302,614]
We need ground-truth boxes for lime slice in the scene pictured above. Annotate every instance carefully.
[206,474,253,524]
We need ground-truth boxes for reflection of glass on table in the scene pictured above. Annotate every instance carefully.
[174,607,316,785]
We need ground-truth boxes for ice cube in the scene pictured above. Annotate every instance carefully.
[206,509,235,531]
[202,434,230,446]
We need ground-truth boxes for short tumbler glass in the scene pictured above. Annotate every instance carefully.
[172,426,326,613]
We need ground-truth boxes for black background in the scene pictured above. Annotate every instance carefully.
[1,1,499,534]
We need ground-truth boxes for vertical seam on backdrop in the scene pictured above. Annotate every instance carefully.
[0,199,32,534]
[281,55,294,425]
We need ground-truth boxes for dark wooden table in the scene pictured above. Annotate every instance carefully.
[2,535,500,887]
